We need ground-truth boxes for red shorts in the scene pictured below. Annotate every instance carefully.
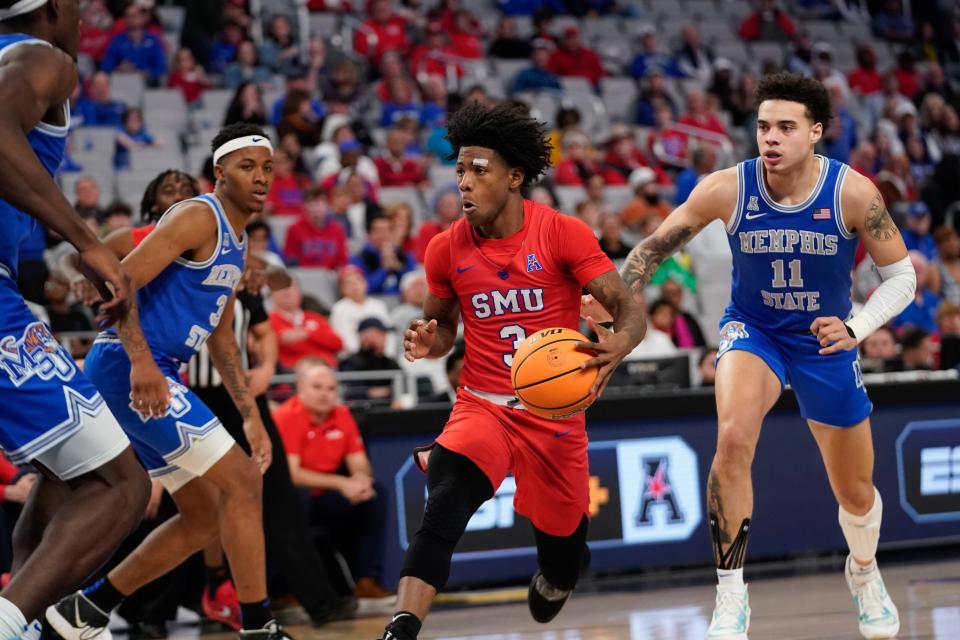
[421,388,589,537]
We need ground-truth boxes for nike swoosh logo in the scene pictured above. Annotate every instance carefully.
[553,430,572,438]
[745,211,768,220]
[456,265,474,273]
[222,245,232,254]
[251,137,262,142]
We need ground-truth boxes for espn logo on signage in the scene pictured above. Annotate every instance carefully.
[466,477,517,532]
[921,447,960,496]
[896,419,960,523]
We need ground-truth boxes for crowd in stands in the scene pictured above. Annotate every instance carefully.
[25,0,960,399]
[1,0,959,629]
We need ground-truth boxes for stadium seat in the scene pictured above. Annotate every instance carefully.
[143,88,189,131]
[600,77,639,123]
[554,185,586,214]
[267,215,296,249]
[73,127,118,157]
[116,171,158,209]
[309,12,340,38]
[560,76,594,95]
[492,58,528,93]
[379,186,427,227]
[193,89,234,133]
[289,267,341,308]
[156,4,185,33]
[110,72,145,108]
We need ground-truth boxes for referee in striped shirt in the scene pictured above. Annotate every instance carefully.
[188,253,357,625]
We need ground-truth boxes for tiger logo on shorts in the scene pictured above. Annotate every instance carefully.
[718,321,749,355]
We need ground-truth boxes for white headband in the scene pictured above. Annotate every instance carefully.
[0,0,47,21]
[213,135,273,165]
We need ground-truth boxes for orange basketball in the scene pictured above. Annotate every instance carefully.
[510,327,598,420]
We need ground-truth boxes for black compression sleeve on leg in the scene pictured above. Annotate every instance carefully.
[710,514,751,570]
[532,515,589,592]
[400,446,494,590]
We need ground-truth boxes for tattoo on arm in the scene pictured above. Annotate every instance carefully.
[210,336,252,419]
[585,270,646,342]
[116,298,150,358]
[621,223,702,294]
[864,195,898,242]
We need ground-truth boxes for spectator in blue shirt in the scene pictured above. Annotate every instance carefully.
[380,78,422,128]
[114,108,156,171]
[630,25,685,80]
[74,72,126,127]
[350,214,415,295]
[511,38,562,95]
[271,68,325,127]
[101,3,168,86]
[820,81,857,164]
[223,40,273,89]
[208,22,246,75]
[871,0,914,43]
[901,201,938,262]
[674,144,717,206]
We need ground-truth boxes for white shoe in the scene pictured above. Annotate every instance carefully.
[705,585,750,639]
[845,555,900,639]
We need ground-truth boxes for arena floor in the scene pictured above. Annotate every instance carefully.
[160,556,960,640]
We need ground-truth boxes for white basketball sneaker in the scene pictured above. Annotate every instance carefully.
[845,555,900,639]
[705,585,750,639]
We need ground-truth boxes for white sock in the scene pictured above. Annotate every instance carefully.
[0,598,27,640]
[717,568,745,591]
[839,487,882,565]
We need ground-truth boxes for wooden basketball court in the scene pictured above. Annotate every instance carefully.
[159,556,960,639]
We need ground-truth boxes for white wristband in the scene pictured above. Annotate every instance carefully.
[846,255,916,343]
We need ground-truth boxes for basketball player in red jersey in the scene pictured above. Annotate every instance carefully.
[378,103,646,640]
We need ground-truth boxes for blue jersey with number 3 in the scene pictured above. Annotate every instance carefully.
[106,194,246,362]
[724,155,858,333]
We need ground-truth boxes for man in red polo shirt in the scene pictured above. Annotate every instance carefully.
[273,357,392,600]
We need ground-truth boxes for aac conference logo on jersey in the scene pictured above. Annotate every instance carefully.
[896,419,960,523]
[394,436,701,560]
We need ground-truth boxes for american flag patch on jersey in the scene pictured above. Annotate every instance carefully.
[812,208,831,220]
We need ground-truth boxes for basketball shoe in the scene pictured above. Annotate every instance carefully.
[527,572,572,623]
[45,591,112,640]
[238,620,295,640]
[202,578,242,630]
[705,585,750,639]
[845,555,900,639]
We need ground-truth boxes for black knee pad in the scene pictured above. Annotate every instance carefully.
[400,446,493,590]
[534,515,589,592]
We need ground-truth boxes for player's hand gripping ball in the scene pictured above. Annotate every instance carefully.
[510,327,598,420]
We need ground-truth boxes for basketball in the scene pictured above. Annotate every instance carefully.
[510,327,598,420]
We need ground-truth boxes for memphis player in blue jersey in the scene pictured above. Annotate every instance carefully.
[46,124,293,640]
[0,1,159,638]
[613,73,917,639]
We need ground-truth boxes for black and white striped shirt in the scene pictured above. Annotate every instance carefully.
[186,291,266,389]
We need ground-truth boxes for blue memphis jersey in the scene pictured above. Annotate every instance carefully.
[0,35,69,277]
[107,194,246,362]
[725,155,858,333]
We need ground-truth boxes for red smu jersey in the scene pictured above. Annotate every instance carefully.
[425,199,615,395]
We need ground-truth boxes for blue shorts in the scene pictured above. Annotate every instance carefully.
[0,267,129,478]
[84,338,235,492]
[717,312,873,427]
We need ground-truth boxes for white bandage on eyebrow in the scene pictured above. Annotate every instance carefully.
[471,158,489,167]
[846,255,916,342]
[0,0,46,21]
[212,135,273,165]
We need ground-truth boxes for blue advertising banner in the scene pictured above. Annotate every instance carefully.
[368,401,960,588]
